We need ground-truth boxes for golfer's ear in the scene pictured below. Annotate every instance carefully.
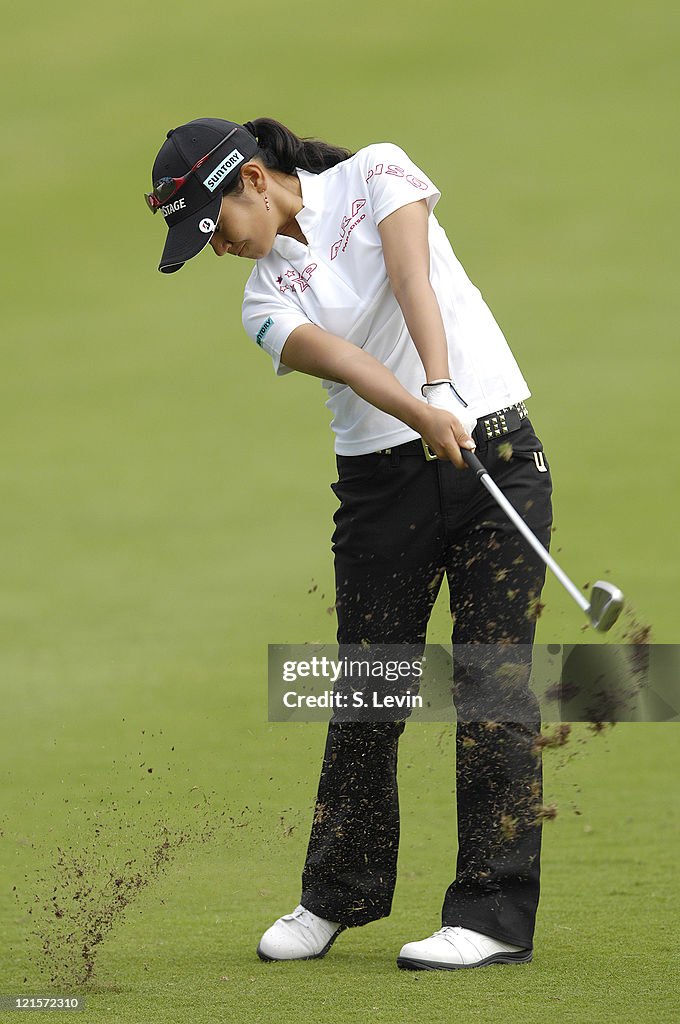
[241,161,267,192]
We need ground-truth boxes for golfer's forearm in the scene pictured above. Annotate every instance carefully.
[378,201,450,382]
[281,324,428,433]
[391,275,450,382]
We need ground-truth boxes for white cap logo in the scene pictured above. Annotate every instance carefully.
[199,218,216,234]
[203,149,245,192]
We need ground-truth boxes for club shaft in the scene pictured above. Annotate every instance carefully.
[463,452,591,614]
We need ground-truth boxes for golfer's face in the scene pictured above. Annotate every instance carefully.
[210,187,275,262]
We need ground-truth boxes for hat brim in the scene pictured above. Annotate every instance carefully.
[158,193,222,274]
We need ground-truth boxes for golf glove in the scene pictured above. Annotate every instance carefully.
[422,379,478,438]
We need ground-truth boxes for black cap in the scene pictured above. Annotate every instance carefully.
[150,118,259,274]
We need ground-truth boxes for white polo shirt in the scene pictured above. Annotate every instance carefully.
[242,143,530,455]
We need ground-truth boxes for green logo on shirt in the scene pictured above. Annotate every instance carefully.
[256,317,274,346]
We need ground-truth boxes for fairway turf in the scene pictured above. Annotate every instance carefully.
[1,0,679,1021]
[2,718,678,1023]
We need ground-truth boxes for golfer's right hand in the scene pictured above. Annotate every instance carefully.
[418,405,476,469]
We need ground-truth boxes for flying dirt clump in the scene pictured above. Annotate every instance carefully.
[25,810,219,988]
[532,723,572,752]
[14,749,249,992]
[619,606,652,647]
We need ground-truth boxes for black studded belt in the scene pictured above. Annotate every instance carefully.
[480,401,529,441]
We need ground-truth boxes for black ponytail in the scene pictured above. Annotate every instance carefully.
[223,118,353,194]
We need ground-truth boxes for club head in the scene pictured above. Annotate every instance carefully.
[587,581,625,632]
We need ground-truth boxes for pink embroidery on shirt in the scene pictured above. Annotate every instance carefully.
[365,162,429,190]
[330,198,367,260]
[276,264,318,294]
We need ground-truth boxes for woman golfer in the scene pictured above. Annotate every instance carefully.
[145,117,553,970]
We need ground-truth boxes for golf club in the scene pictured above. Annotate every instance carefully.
[460,449,624,631]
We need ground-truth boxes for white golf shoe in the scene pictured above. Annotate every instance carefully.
[257,905,345,962]
[397,926,532,970]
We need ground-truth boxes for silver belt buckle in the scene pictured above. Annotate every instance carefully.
[421,438,438,461]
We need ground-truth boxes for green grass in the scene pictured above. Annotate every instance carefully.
[1,0,679,1020]
[2,720,678,1023]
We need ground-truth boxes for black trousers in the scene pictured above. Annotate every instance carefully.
[300,418,553,949]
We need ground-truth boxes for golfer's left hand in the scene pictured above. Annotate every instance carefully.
[422,381,478,436]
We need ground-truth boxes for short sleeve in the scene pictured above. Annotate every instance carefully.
[242,275,312,376]
[362,143,441,226]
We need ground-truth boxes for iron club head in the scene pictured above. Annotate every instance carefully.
[587,581,625,632]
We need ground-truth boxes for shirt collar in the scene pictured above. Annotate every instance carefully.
[271,168,322,258]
